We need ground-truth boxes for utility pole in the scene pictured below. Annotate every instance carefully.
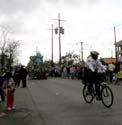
[54,13,65,66]
[58,13,61,66]
[114,26,118,63]
[80,42,83,61]
[47,24,54,66]
[51,24,54,66]
[76,42,84,61]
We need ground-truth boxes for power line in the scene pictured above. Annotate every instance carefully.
[84,24,122,41]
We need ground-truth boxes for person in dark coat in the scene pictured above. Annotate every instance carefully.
[0,77,8,102]
[0,77,7,117]
[19,66,28,88]
[0,70,12,102]
[13,67,21,87]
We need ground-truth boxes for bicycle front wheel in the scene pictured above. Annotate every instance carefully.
[101,85,114,108]
[83,85,94,103]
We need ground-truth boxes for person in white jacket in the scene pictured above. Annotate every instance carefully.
[85,51,106,100]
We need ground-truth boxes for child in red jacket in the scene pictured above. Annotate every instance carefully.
[6,78,16,110]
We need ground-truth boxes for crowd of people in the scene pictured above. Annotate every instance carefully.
[48,63,85,80]
[48,52,122,86]
[0,65,27,117]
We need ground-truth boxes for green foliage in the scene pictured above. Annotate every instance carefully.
[61,51,80,65]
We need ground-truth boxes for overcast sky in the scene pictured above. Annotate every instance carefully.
[0,0,122,65]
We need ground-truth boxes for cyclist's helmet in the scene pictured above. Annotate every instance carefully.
[90,51,99,60]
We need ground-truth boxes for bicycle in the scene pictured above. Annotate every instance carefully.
[82,73,114,108]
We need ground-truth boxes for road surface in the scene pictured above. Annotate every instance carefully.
[0,78,122,125]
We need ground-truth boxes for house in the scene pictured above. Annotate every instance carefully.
[116,40,122,62]
[102,57,116,64]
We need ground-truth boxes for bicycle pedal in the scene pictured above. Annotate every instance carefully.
[96,96,102,101]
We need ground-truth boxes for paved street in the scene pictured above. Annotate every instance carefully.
[0,78,122,125]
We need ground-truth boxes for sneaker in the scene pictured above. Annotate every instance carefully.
[12,106,16,109]
[7,107,12,111]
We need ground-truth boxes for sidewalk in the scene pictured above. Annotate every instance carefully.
[0,86,37,125]
[0,81,44,125]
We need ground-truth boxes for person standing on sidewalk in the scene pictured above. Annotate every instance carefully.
[19,66,28,88]
[0,77,7,102]
[108,62,115,83]
[6,77,16,110]
[70,65,75,79]
[0,73,8,117]
[13,67,21,87]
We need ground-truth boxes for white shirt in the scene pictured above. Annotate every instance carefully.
[108,63,115,71]
[85,56,106,72]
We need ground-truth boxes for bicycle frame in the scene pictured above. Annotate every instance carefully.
[82,81,114,108]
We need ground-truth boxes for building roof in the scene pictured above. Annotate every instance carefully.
[116,40,122,46]
[102,58,116,64]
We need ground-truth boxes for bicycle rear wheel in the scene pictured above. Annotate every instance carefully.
[83,85,94,103]
[101,85,114,108]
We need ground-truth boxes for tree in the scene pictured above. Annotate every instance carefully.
[0,24,21,71]
[61,51,80,66]
[6,40,21,69]
[0,25,10,70]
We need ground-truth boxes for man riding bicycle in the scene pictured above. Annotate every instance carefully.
[84,51,106,100]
